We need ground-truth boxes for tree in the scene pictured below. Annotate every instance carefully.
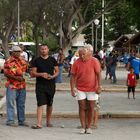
[0,0,122,57]
[83,0,140,47]
[128,0,140,30]
[42,0,121,49]
[0,0,18,58]
[105,0,137,40]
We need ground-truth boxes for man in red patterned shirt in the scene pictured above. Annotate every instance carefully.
[4,46,28,127]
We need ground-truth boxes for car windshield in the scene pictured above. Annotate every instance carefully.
[0,52,4,59]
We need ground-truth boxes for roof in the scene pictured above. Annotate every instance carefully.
[72,41,85,47]
[125,32,140,46]
[9,42,35,46]
[114,35,129,48]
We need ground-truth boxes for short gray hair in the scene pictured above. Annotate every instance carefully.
[83,44,93,53]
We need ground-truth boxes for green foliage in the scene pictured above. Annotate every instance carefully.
[128,0,140,30]
[28,45,36,56]
[83,28,92,44]
[41,36,59,54]
[107,1,136,39]
[83,0,140,45]
[19,21,34,42]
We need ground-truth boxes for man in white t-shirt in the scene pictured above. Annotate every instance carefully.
[20,44,28,62]
[98,48,104,59]
[69,51,79,65]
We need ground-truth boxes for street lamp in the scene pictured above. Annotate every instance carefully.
[17,0,20,45]
[91,22,94,48]
[94,19,100,52]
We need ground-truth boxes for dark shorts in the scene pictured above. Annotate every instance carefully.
[128,86,135,93]
[36,83,55,107]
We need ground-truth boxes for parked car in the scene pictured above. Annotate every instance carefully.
[0,52,5,72]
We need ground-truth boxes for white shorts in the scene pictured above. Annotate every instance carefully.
[75,89,98,101]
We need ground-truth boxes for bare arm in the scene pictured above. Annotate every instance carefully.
[47,66,59,80]
[70,74,77,97]
[30,66,59,80]
[96,71,102,94]
[30,67,48,78]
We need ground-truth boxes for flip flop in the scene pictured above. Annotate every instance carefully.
[31,125,42,129]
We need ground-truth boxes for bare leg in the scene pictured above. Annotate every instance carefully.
[78,99,86,129]
[87,100,94,129]
[93,110,99,128]
[46,106,53,127]
[36,106,43,127]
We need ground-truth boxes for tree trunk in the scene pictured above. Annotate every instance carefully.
[33,26,40,57]
[2,39,10,59]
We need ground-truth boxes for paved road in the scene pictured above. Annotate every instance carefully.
[0,117,140,140]
[1,68,140,117]
[1,66,140,140]
[1,90,140,118]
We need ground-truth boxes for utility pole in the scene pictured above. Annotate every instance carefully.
[17,0,20,45]
[101,0,105,47]
[91,23,94,49]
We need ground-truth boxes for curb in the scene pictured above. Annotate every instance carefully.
[25,87,140,93]
[1,111,140,119]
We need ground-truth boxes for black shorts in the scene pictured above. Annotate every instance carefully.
[128,86,135,93]
[36,83,55,107]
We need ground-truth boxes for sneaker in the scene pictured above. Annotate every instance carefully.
[6,123,18,127]
[19,122,29,127]
[80,128,86,134]
[86,128,92,134]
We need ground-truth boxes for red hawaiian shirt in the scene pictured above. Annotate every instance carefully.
[4,56,28,89]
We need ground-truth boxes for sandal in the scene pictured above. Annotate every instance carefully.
[31,125,42,129]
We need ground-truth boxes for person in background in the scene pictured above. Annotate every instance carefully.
[4,46,28,127]
[55,48,65,83]
[94,51,101,62]
[109,51,118,84]
[98,48,104,60]
[65,50,73,77]
[19,44,28,62]
[69,50,79,65]
[66,50,73,63]
[70,45,101,134]
[93,51,103,129]
[126,50,135,70]
[31,44,59,129]
[126,67,137,99]
[105,52,112,80]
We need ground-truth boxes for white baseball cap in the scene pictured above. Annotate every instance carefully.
[11,46,22,52]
